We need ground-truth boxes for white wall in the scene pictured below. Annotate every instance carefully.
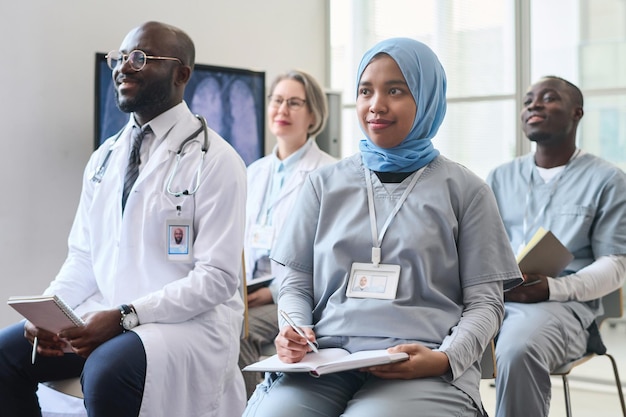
[0,0,329,327]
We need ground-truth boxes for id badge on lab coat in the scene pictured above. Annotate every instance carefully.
[166,218,193,262]
[346,262,400,299]
[249,224,275,250]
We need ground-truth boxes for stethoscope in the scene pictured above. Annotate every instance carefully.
[90,115,209,197]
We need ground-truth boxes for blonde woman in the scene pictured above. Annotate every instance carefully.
[240,70,337,397]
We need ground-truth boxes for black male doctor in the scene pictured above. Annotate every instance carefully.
[0,21,247,417]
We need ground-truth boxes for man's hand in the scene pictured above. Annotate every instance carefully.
[505,273,549,303]
[24,321,66,357]
[363,344,450,379]
[59,309,123,358]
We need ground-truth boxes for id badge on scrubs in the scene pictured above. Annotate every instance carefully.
[166,218,193,262]
[346,262,400,300]
[249,224,275,250]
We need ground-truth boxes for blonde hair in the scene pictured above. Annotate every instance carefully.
[269,69,328,137]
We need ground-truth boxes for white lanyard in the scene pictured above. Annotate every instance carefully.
[257,172,274,226]
[364,168,424,266]
[257,163,285,226]
[522,148,580,245]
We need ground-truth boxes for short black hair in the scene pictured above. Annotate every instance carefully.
[143,21,195,70]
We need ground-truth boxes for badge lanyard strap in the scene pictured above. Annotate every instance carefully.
[257,164,282,227]
[365,168,424,266]
[521,148,581,246]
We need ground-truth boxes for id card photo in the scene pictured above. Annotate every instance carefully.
[346,262,400,300]
[166,219,193,262]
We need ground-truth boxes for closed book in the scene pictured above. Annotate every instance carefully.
[243,348,408,377]
[7,294,84,352]
[516,227,574,277]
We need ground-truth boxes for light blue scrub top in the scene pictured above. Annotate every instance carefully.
[487,152,626,327]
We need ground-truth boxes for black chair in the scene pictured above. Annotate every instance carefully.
[550,289,626,417]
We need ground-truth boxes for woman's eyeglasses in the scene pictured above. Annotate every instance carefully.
[268,95,307,110]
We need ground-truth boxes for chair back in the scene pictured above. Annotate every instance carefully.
[597,288,623,327]
[240,251,249,339]
[480,340,496,379]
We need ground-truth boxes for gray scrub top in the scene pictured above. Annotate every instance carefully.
[272,154,521,402]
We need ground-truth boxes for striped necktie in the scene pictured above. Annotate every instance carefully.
[122,125,150,211]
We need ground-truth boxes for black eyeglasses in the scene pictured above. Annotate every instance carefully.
[106,49,183,72]
[268,95,307,110]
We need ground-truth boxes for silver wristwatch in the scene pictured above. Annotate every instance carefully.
[119,304,139,331]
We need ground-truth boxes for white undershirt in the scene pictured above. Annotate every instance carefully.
[548,254,626,302]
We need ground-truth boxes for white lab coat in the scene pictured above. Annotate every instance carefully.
[244,140,336,288]
[45,103,247,417]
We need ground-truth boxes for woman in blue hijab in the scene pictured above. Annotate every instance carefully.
[358,37,445,173]
[243,38,520,417]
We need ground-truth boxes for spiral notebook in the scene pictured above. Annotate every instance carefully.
[7,294,85,352]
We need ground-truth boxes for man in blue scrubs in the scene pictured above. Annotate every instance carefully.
[487,76,626,417]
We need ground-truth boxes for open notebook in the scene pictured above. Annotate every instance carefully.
[243,348,408,377]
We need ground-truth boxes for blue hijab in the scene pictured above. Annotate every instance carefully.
[357,38,446,172]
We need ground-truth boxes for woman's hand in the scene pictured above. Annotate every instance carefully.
[274,325,317,363]
[247,287,273,308]
[362,343,450,379]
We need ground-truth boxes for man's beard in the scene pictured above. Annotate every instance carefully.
[116,73,173,115]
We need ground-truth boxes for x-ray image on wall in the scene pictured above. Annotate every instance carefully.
[95,53,265,166]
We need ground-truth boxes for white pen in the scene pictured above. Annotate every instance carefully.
[31,336,38,365]
[279,310,318,353]
[523,279,542,287]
